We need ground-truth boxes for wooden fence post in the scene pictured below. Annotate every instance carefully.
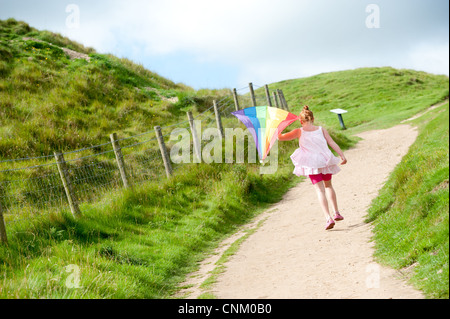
[232,88,240,111]
[0,201,8,246]
[154,126,173,178]
[249,82,257,107]
[264,85,272,106]
[272,91,279,108]
[54,152,81,218]
[280,90,290,111]
[110,133,131,189]
[279,90,285,110]
[187,111,202,163]
[275,90,283,110]
[213,100,224,139]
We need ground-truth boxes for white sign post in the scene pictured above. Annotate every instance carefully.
[330,109,348,130]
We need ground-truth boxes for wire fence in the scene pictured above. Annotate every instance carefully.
[0,83,289,244]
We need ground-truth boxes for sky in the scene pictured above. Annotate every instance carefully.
[0,0,449,90]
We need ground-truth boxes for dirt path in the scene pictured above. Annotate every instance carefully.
[180,123,424,299]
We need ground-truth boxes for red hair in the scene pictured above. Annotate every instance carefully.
[299,105,314,123]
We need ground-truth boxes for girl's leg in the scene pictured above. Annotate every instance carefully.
[324,179,339,214]
[312,181,333,221]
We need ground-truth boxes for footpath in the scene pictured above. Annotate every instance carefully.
[180,123,424,299]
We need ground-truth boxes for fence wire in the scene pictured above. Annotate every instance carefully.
[0,85,286,225]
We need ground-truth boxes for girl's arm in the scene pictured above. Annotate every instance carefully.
[278,128,301,141]
[322,127,347,164]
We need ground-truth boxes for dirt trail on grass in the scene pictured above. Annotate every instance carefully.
[180,123,424,299]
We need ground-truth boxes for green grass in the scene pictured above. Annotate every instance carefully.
[267,67,449,134]
[0,18,192,160]
[0,18,235,162]
[0,162,298,298]
[366,103,449,299]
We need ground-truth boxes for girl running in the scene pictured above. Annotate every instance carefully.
[278,106,347,230]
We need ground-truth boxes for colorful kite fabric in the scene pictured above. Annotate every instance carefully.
[232,106,299,161]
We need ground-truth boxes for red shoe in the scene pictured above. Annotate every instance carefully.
[325,219,335,230]
[334,212,344,221]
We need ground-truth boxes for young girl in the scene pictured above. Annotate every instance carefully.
[278,105,347,230]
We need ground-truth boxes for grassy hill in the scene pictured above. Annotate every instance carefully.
[0,18,448,299]
[367,101,449,298]
[0,18,227,160]
[268,67,448,133]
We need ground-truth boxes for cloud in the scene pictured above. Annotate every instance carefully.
[408,42,449,76]
[2,0,448,88]
[61,0,316,87]
[103,0,309,58]
[89,0,372,87]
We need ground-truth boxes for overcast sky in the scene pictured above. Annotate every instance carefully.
[1,0,448,89]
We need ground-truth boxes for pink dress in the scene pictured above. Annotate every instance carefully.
[290,126,341,177]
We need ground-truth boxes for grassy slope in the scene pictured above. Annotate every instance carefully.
[0,18,192,160]
[0,18,233,212]
[0,162,297,298]
[366,103,449,298]
[0,19,448,298]
[269,67,448,133]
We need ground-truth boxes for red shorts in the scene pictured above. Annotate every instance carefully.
[309,173,332,184]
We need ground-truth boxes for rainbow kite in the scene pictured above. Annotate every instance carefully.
[232,106,299,161]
